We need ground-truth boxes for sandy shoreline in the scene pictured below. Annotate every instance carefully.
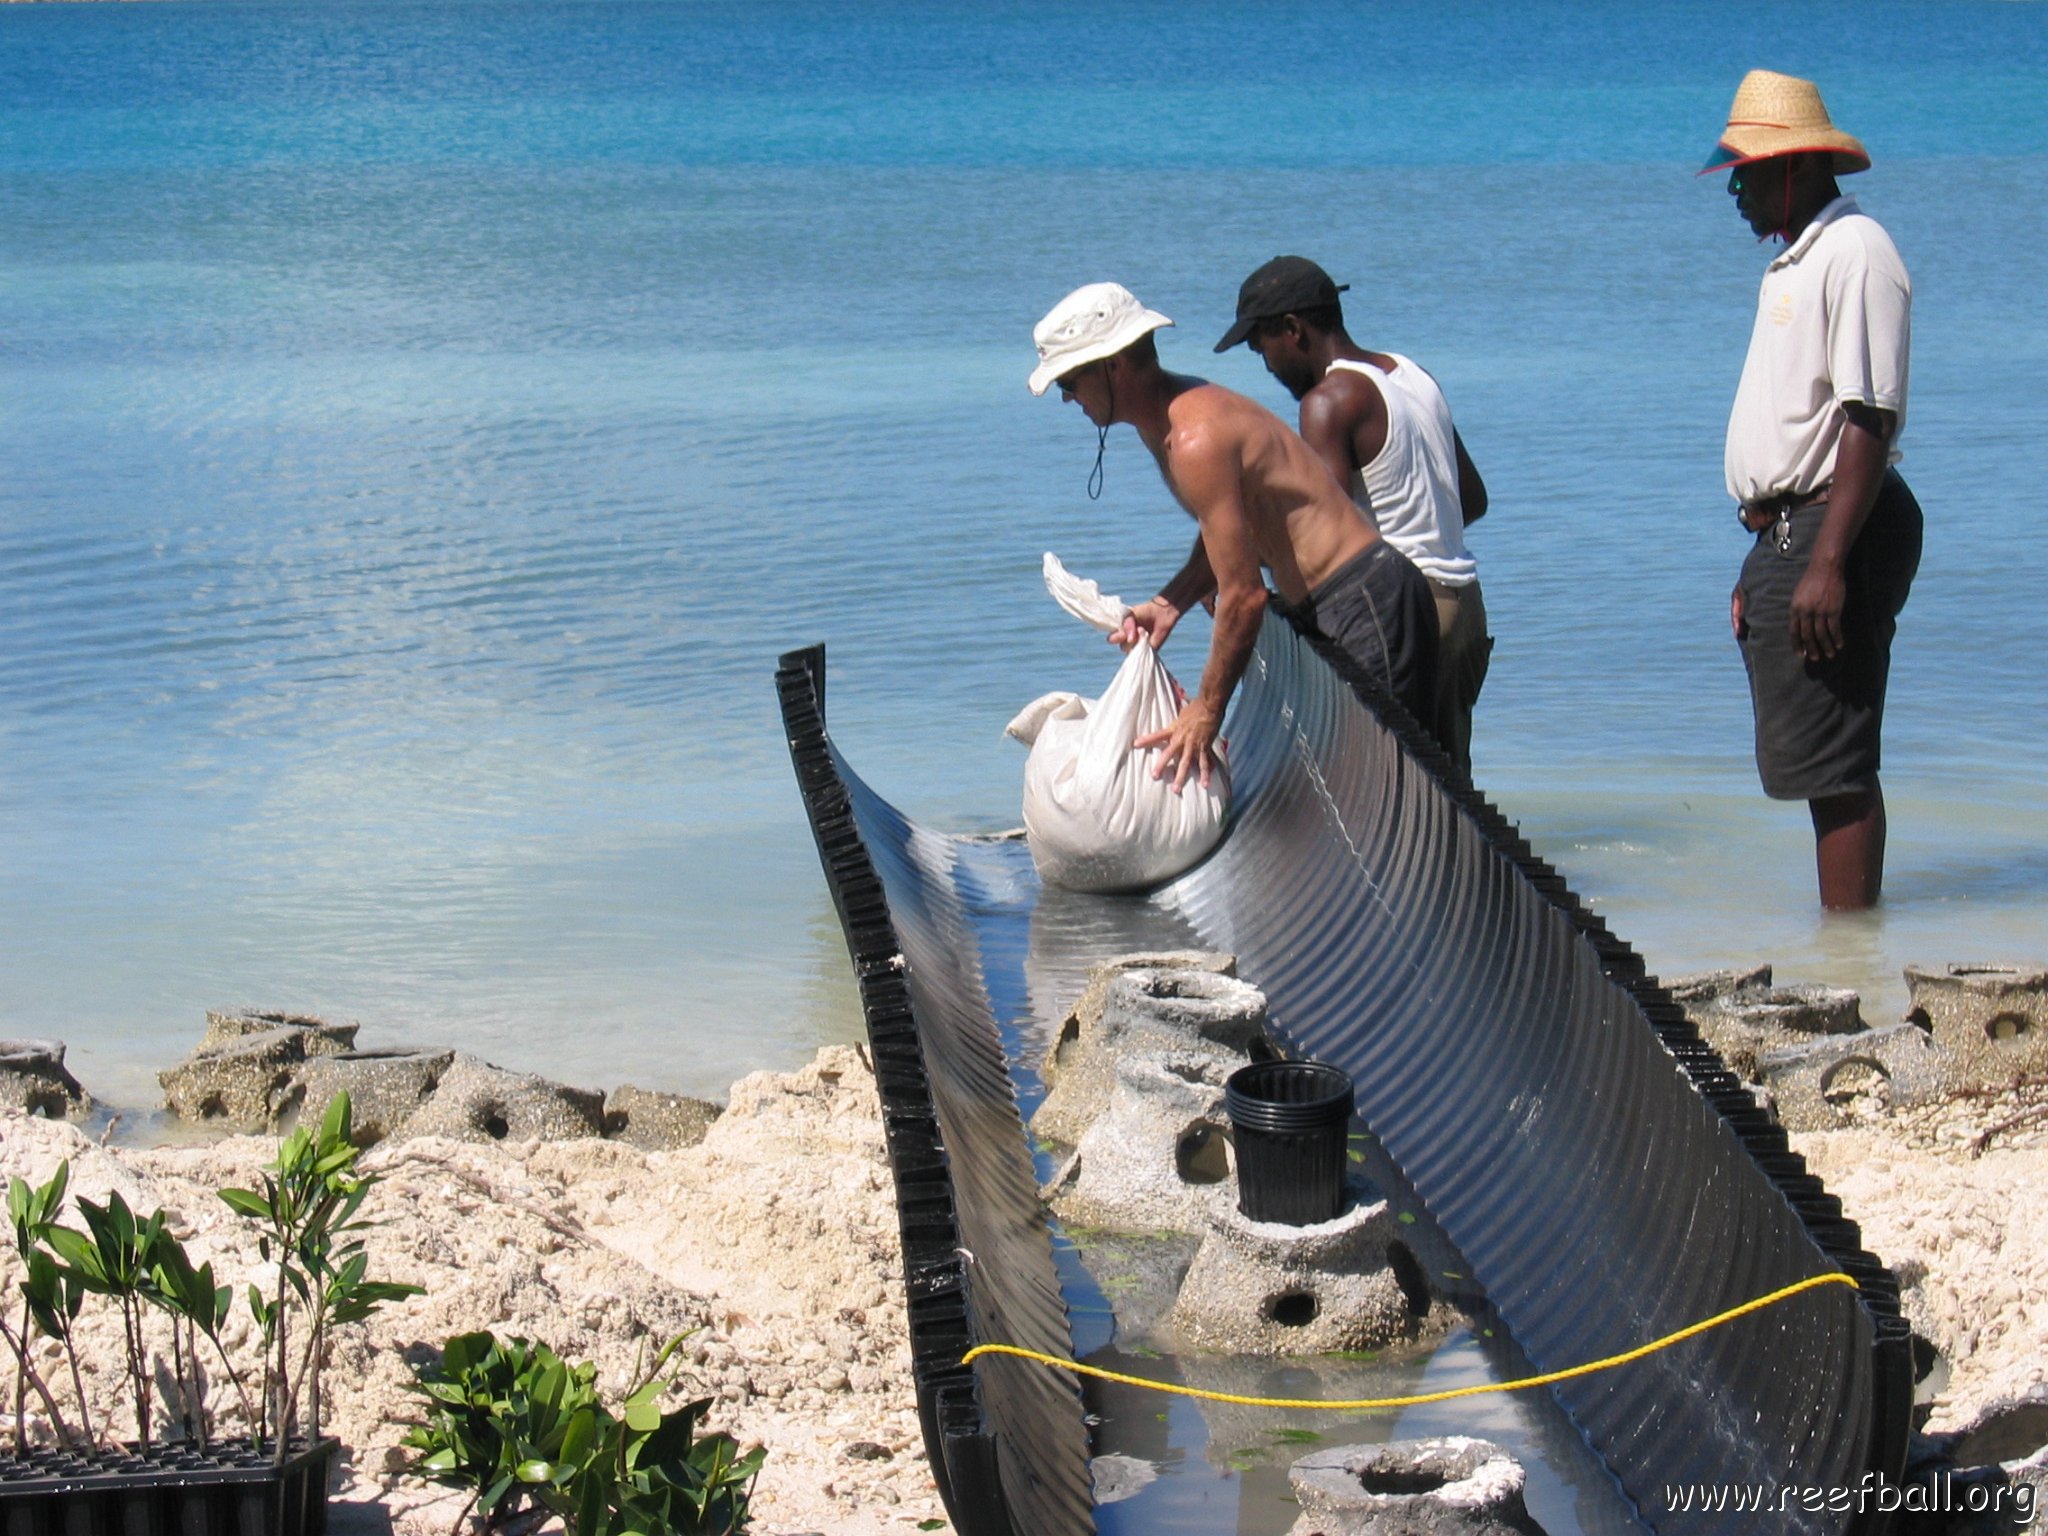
[2,1046,951,1535]
[5,1040,2047,1532]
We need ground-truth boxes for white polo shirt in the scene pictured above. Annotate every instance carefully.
[1724,195,1911,506]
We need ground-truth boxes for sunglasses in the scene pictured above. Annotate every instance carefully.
[1057,362,1099,396]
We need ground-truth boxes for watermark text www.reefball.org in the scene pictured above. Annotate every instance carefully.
[1663,1470,2037,1523]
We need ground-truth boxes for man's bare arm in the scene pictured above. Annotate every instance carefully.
[1790,402,1894,661]
[1133,424,1266,790]
[1453,429,1488,524]
[1115,536,1215,651]
[1298,388,1366,509]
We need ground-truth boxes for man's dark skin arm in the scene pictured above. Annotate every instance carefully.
[1301,371,1487,528]
[1730,402,1895,657]
[1296,374,1380,502]
[1453,430,1488,524]
[1791,403,1893,661]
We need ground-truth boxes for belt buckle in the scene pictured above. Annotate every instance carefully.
[1774,507,1794,554]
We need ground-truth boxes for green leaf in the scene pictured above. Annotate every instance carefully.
[1271,1427,1322,1444]
[218,1188,271,1221]
[623,1396,662,1434]
[515,1459,553,1483]
[319,1091,353,1151]
[918,1521,947,1531]
[313,1153,359,1188]
[105,1190,136,1249]
[41,1224,101,1276]
[622,1380,661,1411]
[559,1405,599,1467]
[441,1331,493,1375]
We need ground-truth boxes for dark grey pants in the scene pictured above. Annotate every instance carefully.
[1737,469,1923,800]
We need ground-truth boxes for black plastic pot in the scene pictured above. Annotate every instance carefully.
[0,1436,337,1536]
[1225,1059,1355,1225]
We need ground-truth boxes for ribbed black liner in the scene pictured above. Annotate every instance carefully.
[778,648,1094,1536]
[779,611,1909,1536]
[0,1437,336,1536]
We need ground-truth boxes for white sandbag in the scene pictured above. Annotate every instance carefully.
[1005,556,1230,893]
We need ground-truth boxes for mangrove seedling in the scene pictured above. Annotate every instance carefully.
[219,1091,423,1460]
[5,1164,85,1450]
[41,1190,173,1451]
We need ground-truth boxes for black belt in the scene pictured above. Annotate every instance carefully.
[1738,483,1830,533]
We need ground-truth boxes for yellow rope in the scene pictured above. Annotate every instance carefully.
[961,1271,1858,1412]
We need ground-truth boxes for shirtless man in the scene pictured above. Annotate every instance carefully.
[1028,282,1438,792]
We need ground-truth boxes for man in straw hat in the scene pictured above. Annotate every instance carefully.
[1706,70,1923,910]
[1214,254,1492,780]
[1028,281,1438,793]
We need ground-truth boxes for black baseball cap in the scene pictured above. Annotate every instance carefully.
[1213,255,1350,352]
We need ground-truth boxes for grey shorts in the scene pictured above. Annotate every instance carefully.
[1737,470,1923,801]
[1291,541,1440,730]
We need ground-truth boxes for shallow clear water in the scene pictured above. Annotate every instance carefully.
[2,0,2044,1111]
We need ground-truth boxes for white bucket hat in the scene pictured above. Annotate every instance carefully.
[1027,282,1174,396]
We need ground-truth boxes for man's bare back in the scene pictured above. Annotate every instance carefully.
[1147,375,1381,604]
[1065,357,1378,791]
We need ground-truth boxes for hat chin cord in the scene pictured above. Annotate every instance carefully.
[1086,367,1114,501]
[1766,157,1794,245]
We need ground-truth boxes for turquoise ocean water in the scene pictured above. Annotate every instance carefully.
[3,0,2045,1116]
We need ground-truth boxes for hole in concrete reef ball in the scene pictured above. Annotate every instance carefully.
[1386,1240,1432,1316]
[1987,1013,2030,1042]
[1904,1007,1933,1034]
[198,1094,225,1120]
[1820,1059,1892,1121]
[1247,1034,1282,1063]
[1356,1464,1451,1496]
[1174,1122,1232,1185]
[1266,1291,1317,1328]
[484,1108,510,1140]
[1051,1015,1080,1067]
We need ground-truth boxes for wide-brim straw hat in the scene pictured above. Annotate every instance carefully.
[1701,69,1869,176]
[1028,282,1174,396]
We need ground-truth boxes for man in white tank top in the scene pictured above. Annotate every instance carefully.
[1215,256,1492,778]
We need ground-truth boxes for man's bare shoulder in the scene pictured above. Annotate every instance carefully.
[1165,379,1285,449]
[1299,365,1382,434]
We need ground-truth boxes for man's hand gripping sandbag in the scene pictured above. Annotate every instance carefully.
[1004,555,1231,893]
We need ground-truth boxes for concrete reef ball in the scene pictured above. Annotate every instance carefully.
[0,1039,92,1121]
[1286,1437,1545,1536]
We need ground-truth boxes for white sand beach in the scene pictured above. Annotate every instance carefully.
[4,1042,2046,1533]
